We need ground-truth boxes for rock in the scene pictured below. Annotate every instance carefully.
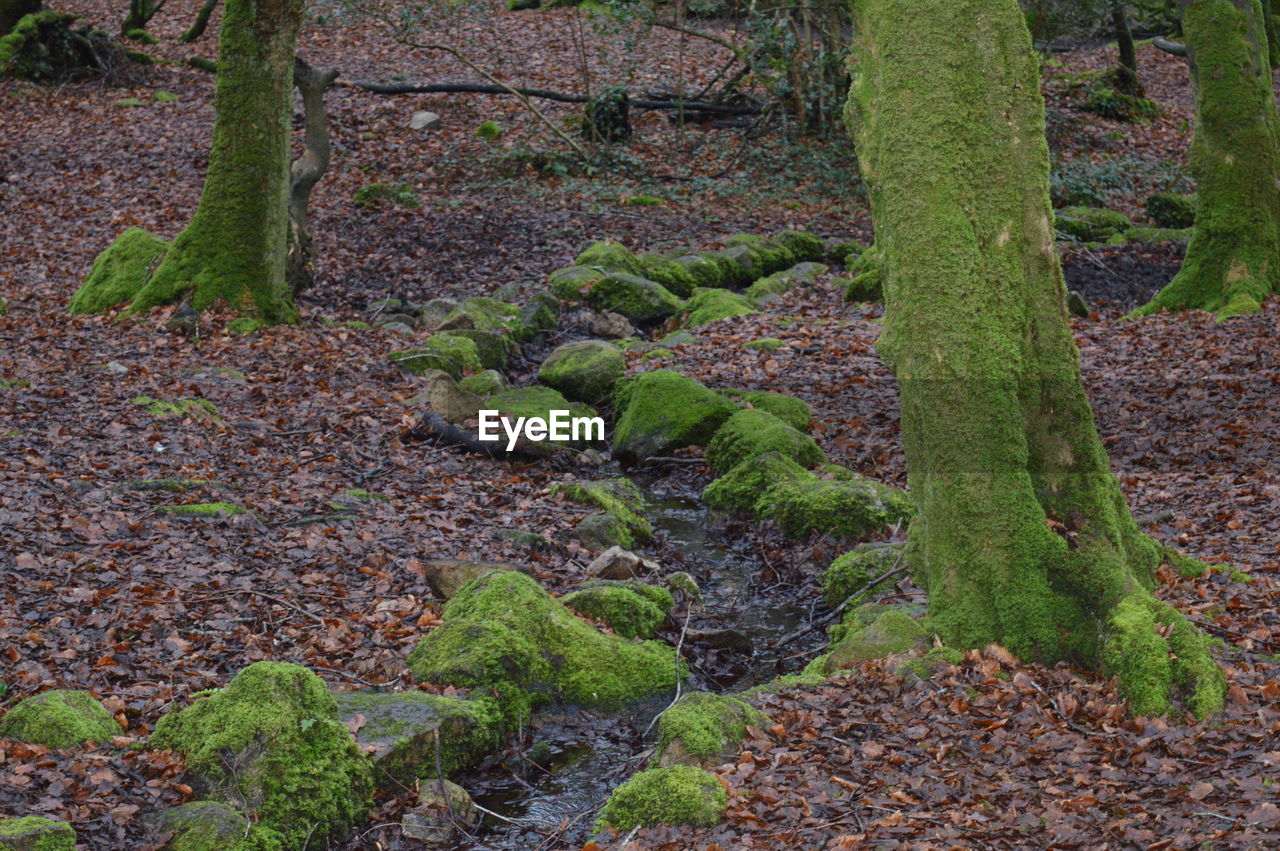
[389,335,483,379]
[457,369,506,396]
[1144,192,1195,228]
[378,321,416,335]
[419,558,532,600]
[551,478,651,546]
[823,610,928,672]
[485,386,601,454]
[438,296,525,337]
[434,310,475,331]
[585,546,659,580]
[519,291,560,340]
[771,229,827,262]
[612,370,737,464]
[584,273,683,325]
[562,580,674,639]
[571,308,634,339]
[408,370,483,424]
[375,312,419,330]
[0,817,76,851]
[537,340,625,403]
[680,288,757,328]
[419,298,459,330]
[410,111,443,131]
[717,388,811,430]
[0,690,119,748]
[745,261,829,299]
[705,408,824,476]
[1066,290,1090,318]
[149,662,373,849]
[599,765,727,830]
[494,528,555,554]
[143,802,247,850]
[655,692,765,768]
[435,328,515,371]
[548,266,607,301]
[638,253,698,297]
[822,543,903,608]
[573,512,630,553]
[402,780,479,846]
[573,240,647,277]
[334,691,503,789]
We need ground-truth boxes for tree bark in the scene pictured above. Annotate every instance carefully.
[0,0,39,34]
[181,0,219,43]
[122,0,166,35]
[80,0,306,322]
[1111,1,1142,94]
[847,0,1224,717]
[288,57,337,296]
[1135,0,1280,319]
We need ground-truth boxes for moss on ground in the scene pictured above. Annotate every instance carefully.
[68,228,170,315]
[1145,192,1195,228]
[352,182,419,208]
[562,581,674,639]
[656,692,764,767]
[702,451,811,514]
[680,288,757,328]
[150,662,373,850]
[598,765,728,830]
[132,396,220,420]
[0,816,76,851]
[612,370,737,463]
[705,408,824,476]
[159,502,245,517]
[551,478,651,545]
[743,337,784,352]
[1054,206,1133,241]
[0,690,119,748]
[388,335,483,379]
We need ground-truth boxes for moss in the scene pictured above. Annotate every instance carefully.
[672,254,728,289]
[745,262,828,299]
[827,239,866,266]
[611,370,738,463]
[764,476,912,540]
[457,369,506,396]
[717,389,811,430]
[638,253,698,297]
[388,336,482,379]
[485,387,601,453]
[772,229,826,262]
[352,181,420,208]
[0,817,76,851]
[1081,85,1161,121]
[150,662,373,849]
[702,451,811,513]
[743,337,784,352]
[705,409,824,476]
[551,478,651,543]
[562,581,674,639]
[435,329,513,371]
[843,268,883,302]
[723,234,797,280]
[1054,206,1133,241]
[115,97,144,108]
[822,543,904,608]
[681,288,757,328]
[574,240,647,277]
[573,512,633,551]
[406,571,683,723]
[625,194,664,206]
[824,610,927,672]
[68,228,170,314]
[131,396,220,420]
[548,265,606,301]
[338,488,388,503]
[1145,192,1195,228]
[145,802,248,851]
[737,670,829,702]
[152,90,180,103]
[159,502,245,517]
[116,478,212,492]
[538,340,625,402]
[440,296,525,336]
[598,765,727,830]
[0,690,119,748]
[656,692,764,767]
[898,646,966,679]
[585,273,684,324]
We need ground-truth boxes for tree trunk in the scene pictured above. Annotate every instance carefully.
[1135,0,1280,319]
[1111,1,1142,94]
[82,0,305,323]
[846,0,1224,717]
[0,0,41,35]
[288,57,337,296]
[182,0,219,43]
[122,0,165,35]
[1269,0,1280,67]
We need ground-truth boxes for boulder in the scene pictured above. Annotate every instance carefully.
[457,369,507,396]
[0,817,76,851]
[143,802,247,851]
[410,111,443,130]
[388,336,482,379]
[435,328,515,371]
[518,292,559,340]
[705,408,824,476]
[822,543,904,608]
[598,765,727,830]
[538,340,625,403]
[584,273,683,325]
[408,369,482,424]
[573,240,647,277]
[484,386,602,454]
[573,308,634,339]
[419,298,459,330]
[655,692,765,768]
[1144,192,1195,229]
[745,261,828,299]
[562,580,674,639]
[585,546,660,580]
[0,690,118,748]
[771,229,826,262]
[717,388,811,430]
[548,266,607,301]
[824,610,928,672]
[612,370,737,463]
[1054,206,1133,242]
[419,558,532,600]
[551,478,651,547]
[572,512,632,553]
[402,779,479,846]
[680,288,757,328]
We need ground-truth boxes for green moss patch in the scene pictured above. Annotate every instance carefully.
[573,240,647,277]
[69,228,170,315]
[458,369,506,396]
[538,340,625,403]
[1054,206,1133,241]
[705,408,823,475]
[150,662,373,849]
[562,580,674,639]
[551,478,651,546]
[723,234,798,281]
[746,261,829,299]
[638,253,698,297]
[765,476,912,540]
[388,335,483,379]
[822,543,904,608]
[702,451,811,514]
[656,692,764,767]
[681,288,757,328]
[771,229,826,262]
[743,337,784,352]
[1145,192,1195,228]
[158,502,244,517]
[718,389,811,430]
[598,765,728,831]
[0,690,119,748]
[612,370,738,464]
[435,328,513,371]
[0,817,76,851]
[353,182,420,208]
[584,273,684,324]
[143,802,247,851]
[131,396,221,420]
[823,610,928,672]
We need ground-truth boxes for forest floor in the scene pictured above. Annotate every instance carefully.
[1,1,1278,849]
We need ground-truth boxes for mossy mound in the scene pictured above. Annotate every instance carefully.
[826,239,866,266]
[743,337,784,352]
[574,240,647,278]
[1144,192,1195,229]
[723,234,797,281]
[681,288,757,328]
[656,692,764,768]
[562,580,674,639]
[150,662,373,849]
[159,502,245,517]
[143,802,248,851]
[672,253,729,289]
[435,329,514,371]
[841,245,883,302]
[598,765,728,831]
[584,273,684,325]
[438,296,531,339]
[388,335,483,379]
[548,266,607,301]
[638,253,698,297]
[353,182,420,208]
[1081,86,1161,122]
[551,478,651,546]
[766,476,912,540]
[0,690,118,749]
[458,369,507,396]
[746,261,828,299]
[717,389,811,430]
[519,292,560,339]
[485,386,601,454]
[612,370,738,464]
[898,646,966,679]
[333,691,504,789]
[702,451,811,514]
[0,817,75,851]
[68,228,170,315]
[824,610,928,672]
[406,571,682,723]
[771,230,826,262]
[822,543,904,608]
[1121,226,1195,245]
[1054,206,1133,242]
[572,512,631,552]
[705,408,824,476]
[538,340,625,403]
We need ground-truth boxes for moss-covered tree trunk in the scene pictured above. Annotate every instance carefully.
[1111,1,1142,94]
[71,0,304,323]
[0,0,41,35]
[847,0,1225,717]
[1134,0,1280,319]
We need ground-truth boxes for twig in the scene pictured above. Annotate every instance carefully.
[643,606,693,736]
[776,553,908,647]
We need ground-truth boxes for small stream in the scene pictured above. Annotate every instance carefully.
[467,475,828,849]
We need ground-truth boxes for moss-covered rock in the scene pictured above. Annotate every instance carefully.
[149,662,373,849]
[68,228,170,315]
[723,234,797,281]
[822,543,904,608]
[672,253,728,289]
[406,571,682,723]
[1054,206,1133,241]
[824,610,928,672]
[574,240,647,277]
[1121,226,1195,245]
[1144,192,1195,228]
[746,261,829,299]
[705,409,824,476]
[562,580,674,639]
[572,512,632,552]
[743,337,784,352]
[764,476,912,540]
[389,336,483,379]
[435,329,514,371]
[584,273,684,325]
[598,765,728,830]
[702,451,811,513]
[333,691,503,789]
[421,559,529,600]
[484,386,601,454]
[0,817,75,851]
[408,369,482,424]
[518,291,560,340]
[548,265,607,302]
[843,267,883,302]
[638,253,698,297]
[897,646,966,679]
[772,229,827,262]
[680,287,757,328]
[612,370,738,463]
[551,478,651,545]
[143,802,248,851]
[717,389,811,431]
[0,690,118,748]
[437,296,527,338]
[655,692,764,768]
[457,369,506,396]
[826,238,866,266]
[538,340,625,403]
[353,182,419,208]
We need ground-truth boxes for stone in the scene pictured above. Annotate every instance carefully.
[457,369,506,396]
[419,298,459,330]
[410,111,443,130]
[408,369,482,424]
[143,802,247,851]
[573,512,631,553]
[537,340,625,403]
[611,370,737,464]
[402,779,479,846]
[419,558,532,600]
[0,690,118,748]
[1066,290,1090,318]
[562,580,674,639]
[573,308,634,339]
[0,817,75,851]
[436,328,515,371]
[584,273,683,325]
[585,546,660,580]
[823,610,928,672]
[375,312,419,330]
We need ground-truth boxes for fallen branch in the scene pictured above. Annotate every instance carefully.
[1153,36,1187,56]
